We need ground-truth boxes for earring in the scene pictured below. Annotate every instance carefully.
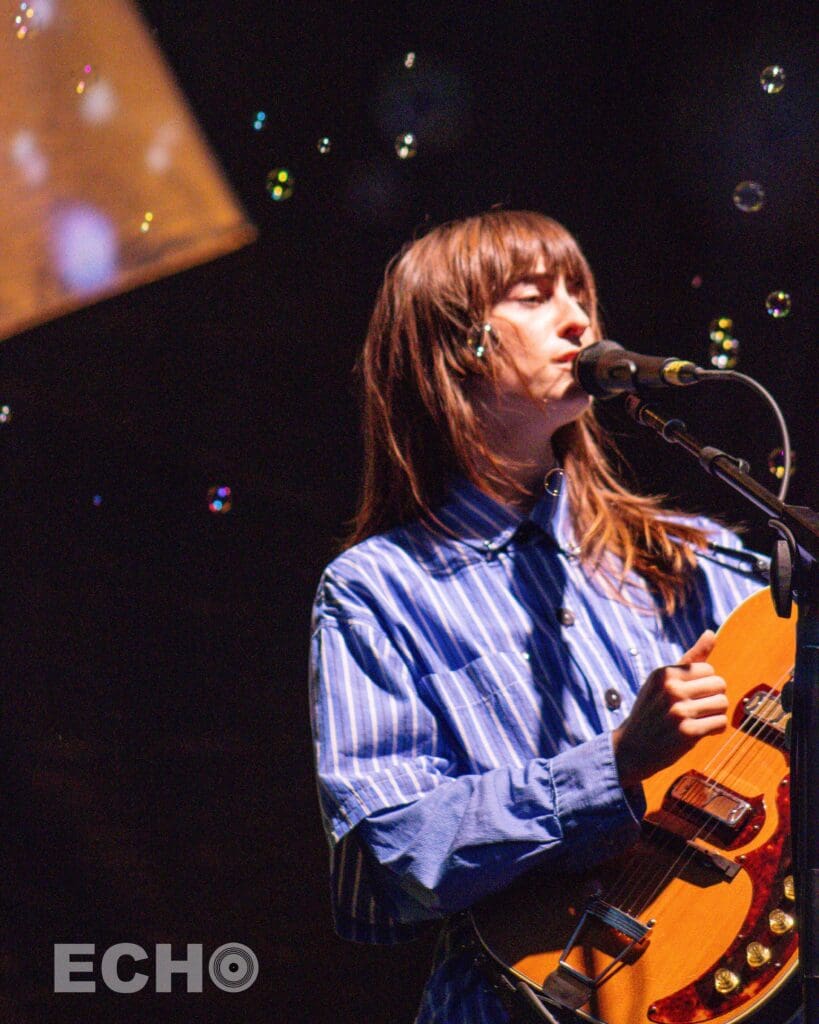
[467,323,496,360]
[543,467,565,497]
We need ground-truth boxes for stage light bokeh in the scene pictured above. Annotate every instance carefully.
[765,290,792,318]
[395,132,417,159]
[732,180,765,213]
[767,447,796,479]
[266,168,295,201]
[759,64,786,94]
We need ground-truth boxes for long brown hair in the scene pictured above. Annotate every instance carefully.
[345,209,709,613]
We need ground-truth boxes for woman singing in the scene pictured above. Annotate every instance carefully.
[309,210,765,1023]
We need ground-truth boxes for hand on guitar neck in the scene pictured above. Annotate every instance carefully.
[613,630,730,789]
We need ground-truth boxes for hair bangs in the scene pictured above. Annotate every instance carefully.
[474,210,595,311]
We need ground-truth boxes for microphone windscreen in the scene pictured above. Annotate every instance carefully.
[573,340,626,397]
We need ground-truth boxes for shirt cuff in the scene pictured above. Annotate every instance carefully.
[549,731,645,865]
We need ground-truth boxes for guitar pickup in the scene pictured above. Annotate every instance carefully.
[645,770,764,850]
[742,687,790,740]
[669,772,752,830]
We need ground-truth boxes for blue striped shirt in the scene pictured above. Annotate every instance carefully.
[309,473,765,1023]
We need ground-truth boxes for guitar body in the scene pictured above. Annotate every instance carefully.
[470,588,798,1024]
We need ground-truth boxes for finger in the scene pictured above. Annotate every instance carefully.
[679,713,728,738]
[678,629,716,666]
[664,662,720,683]
[677,693,730,719]
[666,674,727,701]
[649,660,715,687]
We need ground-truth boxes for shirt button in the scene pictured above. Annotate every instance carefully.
[628,647,638,657]
[556,607,575,627]
[605,688,622,711]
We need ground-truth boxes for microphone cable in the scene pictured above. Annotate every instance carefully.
[691,367,793,502]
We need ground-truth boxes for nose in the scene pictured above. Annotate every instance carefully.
[555,280,590,342]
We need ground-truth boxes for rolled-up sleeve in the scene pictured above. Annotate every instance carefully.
[310,588,645,923]
[356,730,644,920]
[311,614,453,843]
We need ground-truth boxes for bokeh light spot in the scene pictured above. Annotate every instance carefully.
[265,168,295,201]
[253,111,267,131]
[75,64,97,95]
[708,316,734,340]
[732,181,765,213]
[404,52,416,69]
[19,0,54,31]
[767,448,796,480]
[0,404,12,425]
[17,0,54,36]
[708,335,740,369]
[79,78,118,124]
[145,121,181,174]
[395,132,417,159]
[316,136,332,154]
[50,203,119,293]
[759,65,786,94]
[10,129,48,186]
[208,485,233,514]
[765,290,791,318]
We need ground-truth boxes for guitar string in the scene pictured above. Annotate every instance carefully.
[599,600,773,909]
[608,667,792,916]
[683,682,791,857]
[612,675,791,916]
[621,681,791,918]
[612,693,787,918]
[696,666,791,782]
[603,673,788,912]
[697,688,789,814]
[623,700,788,918]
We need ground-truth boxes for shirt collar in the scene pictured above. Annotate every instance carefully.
[434,469,574,555]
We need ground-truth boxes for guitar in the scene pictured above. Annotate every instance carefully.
[469,587,799,1024]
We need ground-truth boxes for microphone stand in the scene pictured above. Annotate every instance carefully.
[623,395,819,1024]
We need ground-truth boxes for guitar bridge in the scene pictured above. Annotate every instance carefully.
[542,899,653,1011]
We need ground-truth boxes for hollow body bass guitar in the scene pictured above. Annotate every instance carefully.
[469,587,799,1024]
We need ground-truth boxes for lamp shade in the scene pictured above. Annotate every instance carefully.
[0,0,256,342]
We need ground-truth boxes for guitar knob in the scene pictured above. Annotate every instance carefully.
[768,909,795,935]
[746,942,772,968]
[714,968,740,994]
[783,875,795,902]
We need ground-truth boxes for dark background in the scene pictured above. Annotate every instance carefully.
[1,2,815,1022]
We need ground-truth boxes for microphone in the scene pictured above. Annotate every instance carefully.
[573,340,701,397]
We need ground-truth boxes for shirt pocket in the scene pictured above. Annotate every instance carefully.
[419,651,555,771]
